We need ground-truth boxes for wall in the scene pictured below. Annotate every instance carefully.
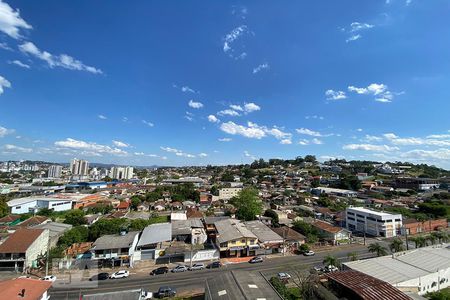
[403,219,448,235]
[25,229,49,268]
[397,267,450,295]
[184,249,219,262]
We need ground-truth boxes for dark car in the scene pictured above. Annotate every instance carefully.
[150,267,169,276]
[249,256,264,264]
[89,272,109,281]
[206,261,222,269]
[156,286,176,298]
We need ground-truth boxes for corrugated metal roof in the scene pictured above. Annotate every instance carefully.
[137,222,171,247]
[92,231,139,250]
[327,270,412,300]
[215,219,256,243]
[244,220,283,243]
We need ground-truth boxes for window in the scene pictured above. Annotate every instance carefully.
[250,240,255,245]
[15,206,21,209]
[357,219,365,223]
[347,212,355,216]
[220,243,227,248]
[348,217,355,221]
[241,239,245,243]
[356,214,365,218]
[395,219,401,222]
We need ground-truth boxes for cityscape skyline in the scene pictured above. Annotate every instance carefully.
[0,1,450,168]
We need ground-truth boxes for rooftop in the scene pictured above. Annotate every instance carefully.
[0,278,52,300]
[92,231,139,251]
[137,223,171,247]
[215,219,256,244]
[312,220,347,234]
[244,220,283,243]
[0,228,45,253]
[347,206,400,217]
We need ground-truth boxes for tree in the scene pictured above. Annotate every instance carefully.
[263,209,279,226]
[390,238,405,253]
[130,196,141,211]
[57,226,89,248]
[304,155,317,163]
[221,171,234,182]
[347,252,358,261]
[410,236,427,248]
[230,188,262,221]
[323,255,340,267]
[299,244,310,253]
[63,209,87,226]
[368,242,388,257]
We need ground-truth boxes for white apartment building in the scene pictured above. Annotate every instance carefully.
[346,207,402,238]
[218,187,242,201]
[70,158,89,176]
[48,165,62,178]
[109,166,134,180]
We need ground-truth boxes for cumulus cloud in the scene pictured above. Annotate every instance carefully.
[160,146,196,158]
[296,128,323,137]
[363,135,383,142]
[207,115,220,123]
[325,89,347,100]
[0,0,32,39]
[188,100,203,109]
[401,148,450,161]
[383,133,450,147]
[218,109,241,117]
[199,153,208,158]
[181,86,196,93]
[343,143,399,152]
[346,34,361,43]
[0,75,11,95]
[4,144,32,153]
[112,140,130,148]
[348,83,396,103]
[218,138,232,142]
[19,41,102,74]
[244,102,261,113]
[55,138,128,156]
[142,120,154,127]
[280,139,292,145]
[0,125,14,137]
[220,121,292,142]
[229,104,243,111]
[253,63,269,74]
[8,59,30,69]
[244,150,257,160]
[98,114,107,120]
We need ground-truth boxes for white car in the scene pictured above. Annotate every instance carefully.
[277,273,291,280]
[171,265,188,273]
[303,250,315,256]
[110,270,129,279]
[42,275,57,282]
[325,265,339,272]
[189,263,205,271]
[141,291,153,299]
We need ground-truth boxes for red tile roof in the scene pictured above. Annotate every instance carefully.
[0,278,52,300]
[0,215,21,224]
[327,270,412,300]
[17,216,49,228]
[312,220,344,234]
[0,228,45,253]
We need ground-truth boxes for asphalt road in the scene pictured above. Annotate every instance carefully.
[49,245,373,300]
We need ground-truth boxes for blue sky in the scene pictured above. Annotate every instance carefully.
[0,0,450,168]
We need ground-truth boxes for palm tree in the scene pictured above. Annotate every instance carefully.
[426,234,437,245]
[347,252,358,261]
[323,255,339,267]
[390,238,405,253]
[410,236,426,248]
[368,242,388,257]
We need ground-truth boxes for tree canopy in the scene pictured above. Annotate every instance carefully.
[230,188,263,221]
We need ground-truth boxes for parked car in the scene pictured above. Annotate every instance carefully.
[141,290,153,299]
[206,261,222,269]
[150,267,169,276]
[249,256,264,264]
[188,263,205,271]
[42,275,57,282]
[89,272,109,281]
[277,272,291,280]
[156,286,176,298]
[110,270,129,279]
[171,265,188,273]
[303,250,315,256]
[324,265,339,273]
[313,265,323,273]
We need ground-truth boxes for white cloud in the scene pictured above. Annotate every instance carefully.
[348,83,396,103]
[296,128,323,137]
[311,138,323,145]
[223,25,248,53]
[142,120,154,127]
[207,115,220,123]
[356,128,363,132]
[55,138,128,156]
[343,143,399,152]
[0,75,11,95]
[0,42,12,50]
[244,102,261,113]
[325,89,347,100]
[218,109,241,117]
[401,148,450,161]
[383,133,450,147]
[229,104,243,111]
[122,117,128,122]
[220,121,266,139]
[346,34,361,43]
[0,125,14,137]
[253,63,269,74]
[305,115,324,120]
[0,0,32,39]
[280,139,292,145]
[4,144,32,153]
[112,140,130,148]
[19,42,102,74]
[363,135,383,142]
[427,133,450,139]
[244,150,257,160]
[8,59,30,69]
[188,100,203,109]
[298,139,310,146]
[350,22,374,32]
[98,114,107,120]
[160,146,196,158]
[181,86,196,93]
[218,138,232,142]
[199,153,208,158]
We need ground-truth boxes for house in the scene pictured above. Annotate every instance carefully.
[116,200,130,212]
[90,231,140,267]
[170,201,183,210]
[244,220,284,254]
[312,220,351,245]
[33,222,72,249]
[17,216,50,228]
[0,228,49,272]
[401,218,448,235]
[171,211,187,221]
[272,226,306,253]
[186,207,203,219]
[214,219,258,257]
[0,277,52,300]
[0,215,21,226]
[135,223,171,261]
[311,187,358,198]
[152,201,166,211]
[65,242,93,258]
[203,216,230,242]
[172,219,207,245]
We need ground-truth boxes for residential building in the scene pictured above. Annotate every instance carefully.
[135,223,171,261]
[218,187,242,201]
[172,219,207,245]
[395,177,440,191]
[70,158,89,176]
[34,222,73,248]
[110,166,134,180]
[90,231,140,267]
[311,187,358,198]
[244,220,284,254]
[0,228,49,271]
[47,165,62,178]
[0,277,52,300]
[401,218,448,235]
[311,220,351,244]
[272,226,306,252]
[214,219,258,257]
[346,207,402,238]
[344,244,450,296]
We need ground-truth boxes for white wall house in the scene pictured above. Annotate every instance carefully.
[346,207,402,238]
[218,187,242,201]
[7,196,74,214]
